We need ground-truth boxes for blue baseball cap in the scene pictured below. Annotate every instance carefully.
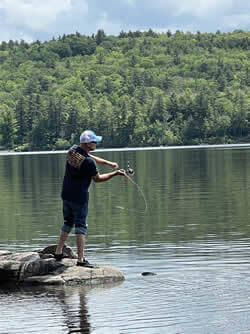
[80,130,102,143]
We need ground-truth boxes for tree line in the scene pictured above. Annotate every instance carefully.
[0,29,249,150]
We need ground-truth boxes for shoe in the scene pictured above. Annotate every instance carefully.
[54,253,64,261]
[76,259,95,268]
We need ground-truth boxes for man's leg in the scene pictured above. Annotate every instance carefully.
[55,200,73,257]
[74,201,88,263]
[55,230,69,255]
[76,233,86,263]
[76,233,94,267]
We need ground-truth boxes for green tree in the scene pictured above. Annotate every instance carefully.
[95,30,106,45]
[0,104,16,148]
[15,97,25,145]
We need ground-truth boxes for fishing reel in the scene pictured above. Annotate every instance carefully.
[126,161,134,175]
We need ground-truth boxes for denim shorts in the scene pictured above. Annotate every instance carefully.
[61,199,89,234]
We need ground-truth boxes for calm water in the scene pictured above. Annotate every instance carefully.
[1,145,250,333]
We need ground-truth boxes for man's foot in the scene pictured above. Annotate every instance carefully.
[76,259,95,268]
[54,253,64,261]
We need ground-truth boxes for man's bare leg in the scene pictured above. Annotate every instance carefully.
[55,230,69,255]
[76,233,86,263]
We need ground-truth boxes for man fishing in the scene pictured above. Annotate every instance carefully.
[54,130,126,267]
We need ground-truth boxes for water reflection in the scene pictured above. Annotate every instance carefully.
[0,282,123,334]
[1,146,250,248]
[1,146,250,333]
[56,287,90,334]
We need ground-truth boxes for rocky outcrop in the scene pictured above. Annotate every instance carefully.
[0,246,125,286]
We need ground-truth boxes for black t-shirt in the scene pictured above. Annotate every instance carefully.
[61,145,98,204]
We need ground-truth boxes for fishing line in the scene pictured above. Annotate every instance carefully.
[115,161,148,214]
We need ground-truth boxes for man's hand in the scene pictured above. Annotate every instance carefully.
[110,162,119,169]
[89,154,119,169]
[116,169,127,176]
[93,169,127,183]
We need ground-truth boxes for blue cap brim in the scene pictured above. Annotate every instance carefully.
[95,136,102,142]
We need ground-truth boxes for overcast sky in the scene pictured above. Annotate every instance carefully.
[0,0,250,43]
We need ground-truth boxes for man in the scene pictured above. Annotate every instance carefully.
[55,130,126,267]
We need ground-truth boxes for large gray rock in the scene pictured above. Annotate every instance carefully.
[0,251,63,281]
[0,246,125,286]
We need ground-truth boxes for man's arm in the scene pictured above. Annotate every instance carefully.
[92,169,126,183]
[89,153,118,169]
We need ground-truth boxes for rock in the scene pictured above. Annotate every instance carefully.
[24,263,125,286]
[38,245,77,259]
[0,245,125,286]
[141,272,157,276]
[0,251,64,282]
[0,250,12,256]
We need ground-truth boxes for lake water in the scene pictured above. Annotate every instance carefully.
[1,145,250,333]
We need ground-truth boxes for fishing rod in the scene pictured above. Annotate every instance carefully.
[125,161,134,176]
[116,161,148,214]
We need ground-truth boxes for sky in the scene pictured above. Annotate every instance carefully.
[0,0,250,43]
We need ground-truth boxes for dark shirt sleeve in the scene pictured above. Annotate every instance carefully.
[81,157,98,177]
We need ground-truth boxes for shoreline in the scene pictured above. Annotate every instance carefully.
[0,142,250,156]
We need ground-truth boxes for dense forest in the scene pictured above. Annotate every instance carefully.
[0,29,250,150]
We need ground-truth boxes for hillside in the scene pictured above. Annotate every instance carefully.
[0,29,250,150]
